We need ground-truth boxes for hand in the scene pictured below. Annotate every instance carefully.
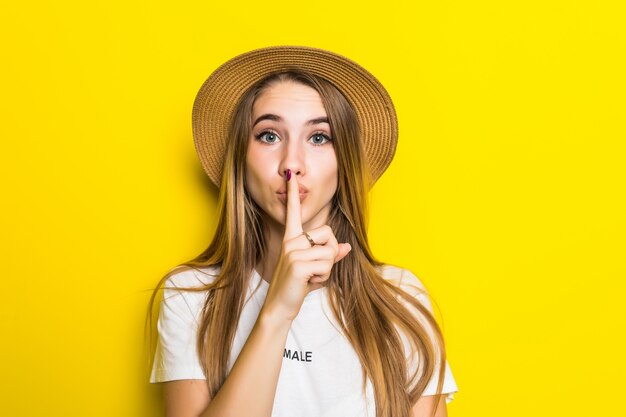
[260,170,352,323]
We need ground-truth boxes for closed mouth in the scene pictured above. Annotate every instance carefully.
[277,192,307,203]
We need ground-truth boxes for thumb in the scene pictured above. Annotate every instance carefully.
[334,243,352,263]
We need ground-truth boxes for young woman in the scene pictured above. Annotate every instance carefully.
[148,46,458,417]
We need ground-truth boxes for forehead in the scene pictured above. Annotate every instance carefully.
[252,81,325,115]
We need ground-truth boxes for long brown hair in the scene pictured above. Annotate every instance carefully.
[146,71,447,417]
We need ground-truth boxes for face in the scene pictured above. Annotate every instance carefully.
[245,80,338,230]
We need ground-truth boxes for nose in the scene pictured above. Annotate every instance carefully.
[278,137,306,179]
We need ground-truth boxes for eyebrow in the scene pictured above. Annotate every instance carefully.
[252,114,329,127]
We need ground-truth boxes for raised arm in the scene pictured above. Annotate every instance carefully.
[161,312,291,417]
[164,171,351,417]
[198,312,293,417]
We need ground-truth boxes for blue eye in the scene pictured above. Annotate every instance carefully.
[255,131,279,144]
[310,133,332,146]
[254,130,332,146]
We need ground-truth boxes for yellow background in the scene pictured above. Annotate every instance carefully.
[1,1,624,416]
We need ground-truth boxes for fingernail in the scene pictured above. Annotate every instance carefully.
[287,169,291,181]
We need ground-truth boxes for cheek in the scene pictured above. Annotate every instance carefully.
[245,154,261,198]
[245,167,261,196]
[245,153,271,204]
[326,154,339,185]
[320,157,339,197]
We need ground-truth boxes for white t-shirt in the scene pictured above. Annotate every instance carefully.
[150,264,459,416]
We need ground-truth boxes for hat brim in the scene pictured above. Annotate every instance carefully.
[192,45,398,187]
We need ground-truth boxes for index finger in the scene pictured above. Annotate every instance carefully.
[284,169,303,241]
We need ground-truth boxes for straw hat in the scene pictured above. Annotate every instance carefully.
[191,45,398,187]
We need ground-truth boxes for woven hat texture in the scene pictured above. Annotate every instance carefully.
[192,45,398,187]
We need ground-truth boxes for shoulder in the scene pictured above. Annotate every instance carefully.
[160,264,221,313]
[163,264,221,290]
[377,263,428,296]
[376,263,433,313]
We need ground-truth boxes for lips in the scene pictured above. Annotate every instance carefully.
[277,192,307,204]
[276,183,309,204]
[276,185,309,194]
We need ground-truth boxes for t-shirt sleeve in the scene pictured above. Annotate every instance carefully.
[149,269,209,383]
[384,266,459,404]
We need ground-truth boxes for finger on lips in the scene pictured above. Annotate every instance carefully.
[283,169,341,264]
[284,168,304,242]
